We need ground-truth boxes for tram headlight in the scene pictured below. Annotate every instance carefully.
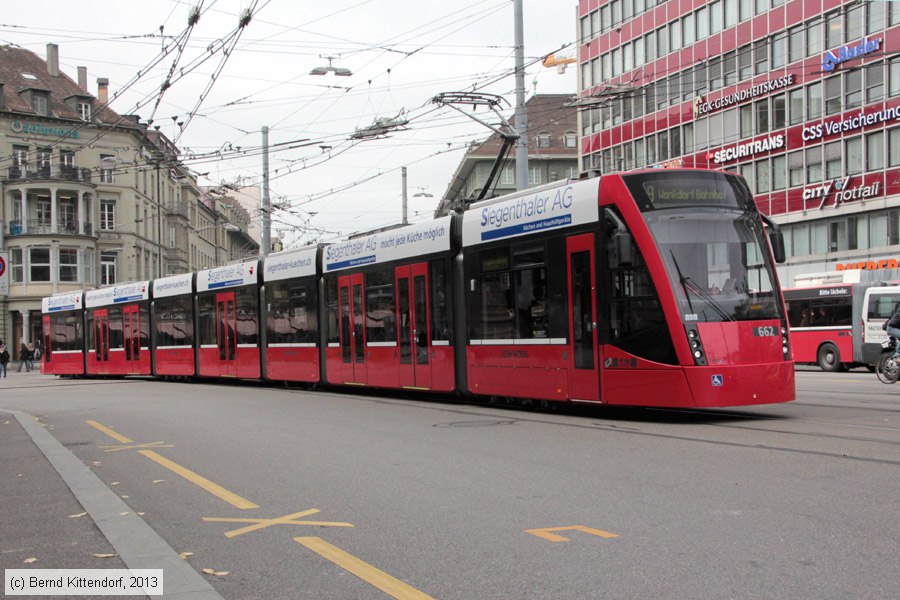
[693,349,703,359]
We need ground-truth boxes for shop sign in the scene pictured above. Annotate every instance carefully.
[822,37,882,72]
[709,134,785,164]
[802,105,900,142]
[804,176,881,209]
[693,74,795,118]
[10,118,79,139]
[836,259,899,271]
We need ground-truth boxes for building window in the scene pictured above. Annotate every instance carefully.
[772,154,786,191]
[737,45,752,80]
[825,11,842,48]
[29,247,51,282]
[500,166,514,185]
[723,50,737,86]
[846,3,864,41]
[78,102,91,122]
[845,69,862,109]
[807,17,823,56]
[755,98,769,134]
[11,248,23,283]
[824,76,841,116]
[788,150,804,187]
[845,137,862,174]
[867,131,885,171]
[889,127,900,168]
[31,93,48,116]
[788,25,804,63]
[100,154,114,184]
[807,81,823,120]
[867,62,885,102]
[528,166,542,185]
[755,158,770,193]
[770,33,786,69]
[772,93,786,129]
[59,248,78,282]
[100,200,116,230]
[101,252,117,286]
[824,141,842,179]
[564,131,577,148]
[806,146,823,183]
[37,200,51,226]
[697,6,709,38]
[84,249,95,285]
[536,132,551,148]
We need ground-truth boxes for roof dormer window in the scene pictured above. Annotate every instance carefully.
[32,92,49,116]
[21,73,37,81]
[78,101,92,122]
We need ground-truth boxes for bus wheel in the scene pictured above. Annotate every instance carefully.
[817,343,844,372]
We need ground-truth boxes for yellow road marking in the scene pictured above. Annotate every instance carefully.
[86,420,133,443]
[85,420,257,510]
[203,509,353,538]
[99,441,174,452]
[139,450,258,510]
[525,525,619,542]
[295,537,434,600]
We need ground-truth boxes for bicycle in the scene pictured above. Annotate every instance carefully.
[874,336,900,384]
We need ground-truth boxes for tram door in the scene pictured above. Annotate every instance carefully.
[122,304,141,372]
[566,233,600,402]
[216,292,237,376]
[94,309,110,372]
[396,263,431,389]
[338,274,366,384]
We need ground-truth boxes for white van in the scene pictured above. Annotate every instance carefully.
[861,286,900,365]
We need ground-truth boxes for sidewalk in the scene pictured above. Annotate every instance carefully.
[0,411,130,573]
[1,400,224,599]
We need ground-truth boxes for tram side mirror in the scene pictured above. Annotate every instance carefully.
[769,230,786,264]
[759,213,785,264]
[615,232,633,267]
[604,208,633,267]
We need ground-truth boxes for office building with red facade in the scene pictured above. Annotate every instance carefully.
[577,0,900,282]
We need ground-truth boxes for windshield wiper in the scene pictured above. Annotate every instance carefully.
[669,250,735,322]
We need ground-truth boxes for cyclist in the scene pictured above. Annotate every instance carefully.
[885,302,900,364]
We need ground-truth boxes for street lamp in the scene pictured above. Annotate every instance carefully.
[309,56,352,77]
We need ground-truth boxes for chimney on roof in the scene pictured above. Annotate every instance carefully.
[46,43,60,77]
[97,77,109,105]
[77,67,87,91]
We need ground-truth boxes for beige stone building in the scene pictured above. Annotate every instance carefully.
[0,44,256,356]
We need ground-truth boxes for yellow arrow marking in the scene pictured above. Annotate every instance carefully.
[99,441,174,452]
[296,536,434,600]
[525,525,619,542]
[203,509,353,538]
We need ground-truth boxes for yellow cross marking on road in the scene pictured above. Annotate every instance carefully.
[525,525,619,542]
[99,441,174,452]
[203,509,354,538]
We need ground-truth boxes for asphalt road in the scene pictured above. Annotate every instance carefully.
[1,369,898,599]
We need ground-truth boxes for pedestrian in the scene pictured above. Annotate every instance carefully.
[22,342,35,372]
[0,344,9,378]
[17,342,27,372]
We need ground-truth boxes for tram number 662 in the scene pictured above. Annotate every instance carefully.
[753,325,778,337]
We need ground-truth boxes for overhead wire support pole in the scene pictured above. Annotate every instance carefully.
[513,0,528,191]
[261,126,271,257]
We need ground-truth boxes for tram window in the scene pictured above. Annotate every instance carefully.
[430,259,451,342]
[603,210,677,364]
[108,306,124,350]
[480,270,514,339]
[234,287,259,346]
[512,245,548,339]
[267,280,316,344]
[198,295,217,346]
[50,313,81,352]
[365,269,396,342]
[155,296,194,347]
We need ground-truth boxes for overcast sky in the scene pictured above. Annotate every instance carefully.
[2,0,577,246]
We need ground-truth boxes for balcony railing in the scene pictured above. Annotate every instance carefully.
[6,165,93,183]
[8,220,94,236]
